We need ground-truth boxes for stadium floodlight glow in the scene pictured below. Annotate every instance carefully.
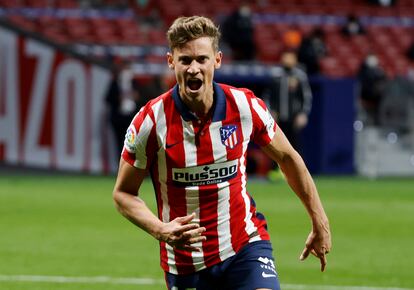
[353,120,363,132]
[387,132,398,144]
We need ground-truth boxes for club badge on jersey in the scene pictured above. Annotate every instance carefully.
[220,125,238,149]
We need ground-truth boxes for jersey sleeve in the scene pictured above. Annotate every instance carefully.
[250,95,278,147]
[121,106,156,169]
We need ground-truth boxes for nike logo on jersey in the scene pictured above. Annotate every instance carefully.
[262,272,277,278]
[165,141,182,149]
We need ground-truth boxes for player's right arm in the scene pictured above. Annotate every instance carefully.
[112,158,206,251]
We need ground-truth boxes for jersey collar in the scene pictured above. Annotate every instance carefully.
[172,82,226,122]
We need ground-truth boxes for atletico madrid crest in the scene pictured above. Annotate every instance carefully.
[220,125,238,149]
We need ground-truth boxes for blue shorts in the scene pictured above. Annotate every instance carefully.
[165,240,281,290]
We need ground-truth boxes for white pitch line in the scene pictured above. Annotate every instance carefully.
[0,275,412,290]
[0,275,164,285]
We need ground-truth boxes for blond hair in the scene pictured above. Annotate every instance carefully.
[166,16,221,51]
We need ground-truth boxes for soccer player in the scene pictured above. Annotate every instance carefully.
[112,16,331,290]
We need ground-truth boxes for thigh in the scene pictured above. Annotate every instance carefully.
[165,271,198,290]
[224,241,281,290]
[165,241,281,290]
[165,269,221,290]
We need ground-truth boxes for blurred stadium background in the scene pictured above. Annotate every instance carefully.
[1,0,414,289]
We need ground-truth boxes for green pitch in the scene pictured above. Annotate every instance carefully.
[0,173,413,290]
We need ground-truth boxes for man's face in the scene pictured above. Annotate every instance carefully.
[167,37,222,102]
[281,52,297,69]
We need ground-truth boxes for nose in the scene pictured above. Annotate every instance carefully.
[187,60,200,74]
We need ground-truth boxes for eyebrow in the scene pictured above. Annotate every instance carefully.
[178,55,209,61]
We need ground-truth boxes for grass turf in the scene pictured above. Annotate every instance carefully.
[0,174,413,289]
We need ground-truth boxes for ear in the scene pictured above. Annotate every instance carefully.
[214,51,223,69]
[167,52,174,70]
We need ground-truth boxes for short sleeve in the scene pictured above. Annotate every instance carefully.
[250,97,277,147]
[121,106,155,169]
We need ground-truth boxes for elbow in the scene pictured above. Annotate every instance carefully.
[112,188,140,216]
[112,190,131,219]
[278,151,307,174]
[278,151,298,167]
[112,189,123,212]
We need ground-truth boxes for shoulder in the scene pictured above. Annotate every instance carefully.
[149,88,173,106]
[138,88,173,114]
[129,88,173,128]
[218,83,257,100]
[218,83,269,117]
[293,67,309,80]
[218,83,268,113]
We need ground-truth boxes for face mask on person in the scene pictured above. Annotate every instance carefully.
[366,55,379,68]
[239,5,251,17]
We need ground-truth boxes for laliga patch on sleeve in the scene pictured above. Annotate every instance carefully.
[265,110,275,132]
[124,125,137,152]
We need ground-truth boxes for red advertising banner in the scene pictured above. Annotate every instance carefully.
[0,27,116,173]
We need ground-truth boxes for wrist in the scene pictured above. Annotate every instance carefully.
[149,220,165,241]
[312,218,330,233]
[311,212,329,228]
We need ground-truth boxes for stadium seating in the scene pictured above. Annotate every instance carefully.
[1,0,414,78]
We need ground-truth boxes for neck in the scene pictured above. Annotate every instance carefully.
[181,86,214,118]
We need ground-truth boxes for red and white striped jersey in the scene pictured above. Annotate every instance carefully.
[122,82,277,275]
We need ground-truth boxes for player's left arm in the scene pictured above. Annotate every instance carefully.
[261,128,332,271]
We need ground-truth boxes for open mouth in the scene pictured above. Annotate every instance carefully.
[187,79,203,91]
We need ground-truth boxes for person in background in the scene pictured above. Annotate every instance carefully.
[262,50,313,153]
[298,27,327,75]
[341,14,365,37]
[112,16,331,290]
[221,2,256,61]
[137,69,176,101]
[105,59,140,156]
[367,0,396,6]
[357,53,388,125]
[406,41,414,61]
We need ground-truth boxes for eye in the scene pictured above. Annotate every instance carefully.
[179,57,192,65]
[197,56,208,63]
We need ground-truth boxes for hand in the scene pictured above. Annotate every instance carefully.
[157,213,206,252]
[294,113,308,130]
[299,223,332,272]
